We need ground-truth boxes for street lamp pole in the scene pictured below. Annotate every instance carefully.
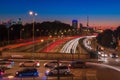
[8,28,9,45]
[8,27,13,45]
[20,29,24,40]
[29,11,38,59]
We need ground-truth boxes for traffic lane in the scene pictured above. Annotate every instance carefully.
[97,67,120,80]
[87,62,120,80]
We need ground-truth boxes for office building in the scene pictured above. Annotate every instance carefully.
[72,20,78,28]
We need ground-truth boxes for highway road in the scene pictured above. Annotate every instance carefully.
[1,35,120,80]
[60,37,81,53]
[4,36,77,53]
[60,36,96,53]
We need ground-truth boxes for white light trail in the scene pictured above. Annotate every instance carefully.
[60,35,96,54]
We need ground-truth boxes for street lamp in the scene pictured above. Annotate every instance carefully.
[29,11,38,59]
[8,27,13,45]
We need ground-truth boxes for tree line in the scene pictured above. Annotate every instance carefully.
[0,21,80,46]
[96,26,120,49]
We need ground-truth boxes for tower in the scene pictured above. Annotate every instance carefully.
[87,16,89,27]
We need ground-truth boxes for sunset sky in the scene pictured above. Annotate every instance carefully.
[0,0,120,27]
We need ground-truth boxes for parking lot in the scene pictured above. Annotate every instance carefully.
[1,60,98,80]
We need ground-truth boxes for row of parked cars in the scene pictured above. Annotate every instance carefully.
[0,59,14,78]
[0,59,86,78]
[17,60,86,77]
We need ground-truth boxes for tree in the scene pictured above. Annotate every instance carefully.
[9,24,23,40]
[0,25,7,41]
[114,26,120,40]
[96,29,117,48]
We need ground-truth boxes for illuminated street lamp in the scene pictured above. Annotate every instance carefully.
[29,11,38,59]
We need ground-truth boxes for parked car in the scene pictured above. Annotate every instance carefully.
[0,68,5,75]
[0,59,14,66]
[45,66,70,76]
[15,68,39,77]
[0,68,5,79]
[19,60,40,67]
[68,60,86,68]
[0,61,13,69]
[44,61,62,68]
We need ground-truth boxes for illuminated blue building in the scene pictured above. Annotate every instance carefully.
[72,20,78,28]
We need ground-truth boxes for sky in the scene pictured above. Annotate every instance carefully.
[0,0,120,27]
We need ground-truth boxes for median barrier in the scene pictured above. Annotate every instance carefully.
[1,51,90,60]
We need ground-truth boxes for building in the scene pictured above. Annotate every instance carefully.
[79,23,83,30]
[17,18,22,24]
[72,20,78,29]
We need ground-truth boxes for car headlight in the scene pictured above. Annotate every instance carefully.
[16,72,18,74]
[110,54,112,57]
[101,54,104,57]
[37,63,40,66]
[44,63,47,66]
[68,64,71,67]
[98,52,101,55]
[116,55,119,57]
[105,54,108,57]
[19,63,22,66]
[46,69,50,74]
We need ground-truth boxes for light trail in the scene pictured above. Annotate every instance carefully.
[60,36,96,54]
[60,37,83,53]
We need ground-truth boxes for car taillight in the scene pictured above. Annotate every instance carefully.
[6,63,10,66]
[0,71,4,75]
[16,71,18,74]
[46,69,50,73]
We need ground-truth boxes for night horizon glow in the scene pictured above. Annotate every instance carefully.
[0,0,120,27]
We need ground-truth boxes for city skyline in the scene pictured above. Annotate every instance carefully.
[0,0,120,27]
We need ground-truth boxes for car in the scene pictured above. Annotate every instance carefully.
[44,61,62,68]
[0,61,13,69]
[0,59,14,66]
[15,68,39,77]
[110,53,118,58]
[68,60,86,68]
[98,51,108,57]
[0,68,5,75]
[19,60,40,67]
[45,66,70,76]
[0,68,5,79]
